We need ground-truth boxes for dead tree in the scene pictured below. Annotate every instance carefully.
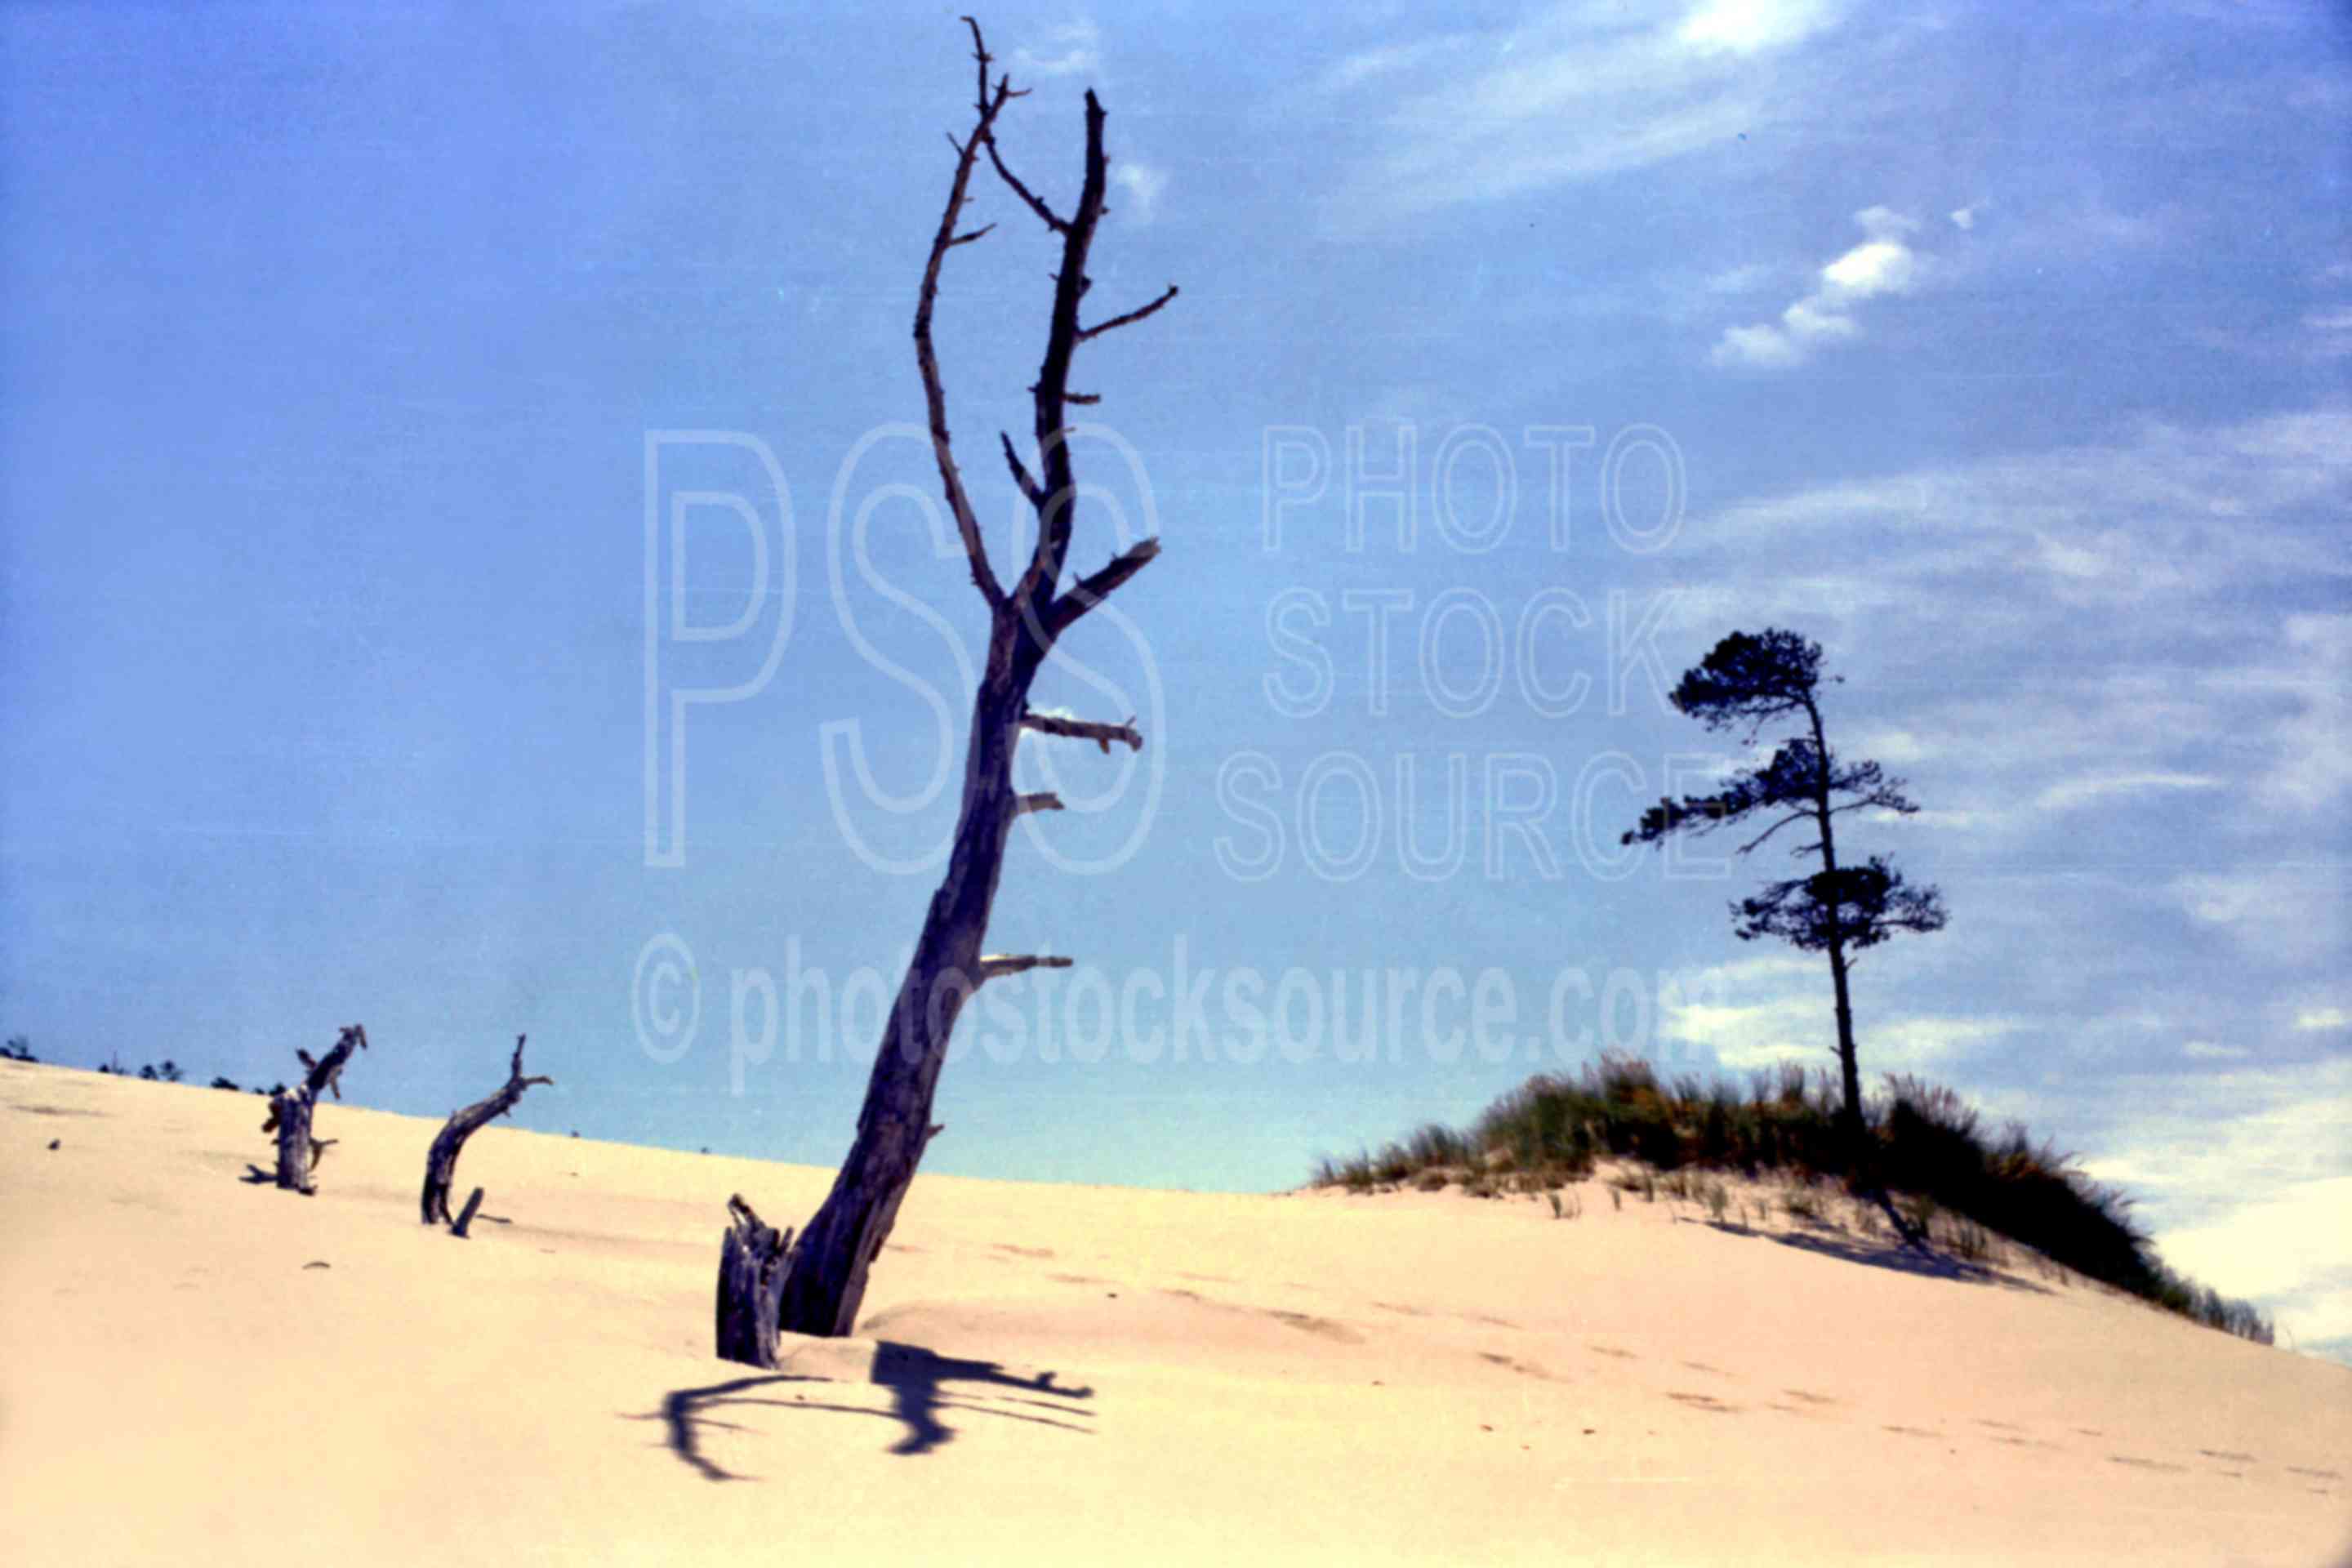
[260,1024,368,1193]
[421,1034,551,1226]
[715,18,1174,1361]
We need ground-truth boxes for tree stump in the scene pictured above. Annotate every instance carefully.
[715,1195,791,1367]
[260,1025,368,1194]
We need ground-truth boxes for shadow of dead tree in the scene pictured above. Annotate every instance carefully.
[641,1342,1094,1479]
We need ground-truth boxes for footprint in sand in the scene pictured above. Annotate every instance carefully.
[1263,1308,1361,1343]
[2286,1466,2344,1481]
[1667,1391,1741,1414]
[1882,1424,1937,1439]
[1679,1361,1729,1377]
[1478,1351,1557,1382]
[991,1242,1055,1259]
[1588,1344,1638,1361]
[1048,1272,1110,1286]
[2108,1455,2188,1473]
[1782,1389,1837,1406]
[2197,1448,2257,1463]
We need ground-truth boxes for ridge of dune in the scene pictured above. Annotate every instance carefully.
[3,1058,2345,1566]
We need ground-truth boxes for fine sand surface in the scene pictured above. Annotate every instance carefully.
[3,1059,2346,1566]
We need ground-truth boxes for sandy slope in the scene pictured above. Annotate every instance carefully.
[2,1058,2345,1567]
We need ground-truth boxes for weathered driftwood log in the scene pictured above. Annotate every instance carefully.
[715,19,1171,1361]
[260,1025,368,1194]
[715,1195,792,1365]
[421,1035,551,1226]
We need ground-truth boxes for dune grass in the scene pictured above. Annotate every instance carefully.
[1310,1054,2275,1347]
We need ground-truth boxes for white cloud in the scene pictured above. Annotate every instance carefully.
[1949,203,1981,230]
[1703,261,1775,296]
[1711,206,1928,369]
[2151,1177,2352,1352]
[2181,1040,2251,1060]
[1013,20,1100,78]
[2173,870,2347,967]
[1316,1,1854,228]
[1851,204,1919,241]
[1656,953,2018,1073]
[2295,1008,2350,1031]
[1676,0,1843,55]
[2034,771,2221,813]
[1110,162,1167,225]
[2074,1057,2352,1359]
[2243,613,2352,813]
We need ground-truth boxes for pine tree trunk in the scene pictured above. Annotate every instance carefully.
[1805,698,1868,1162]
[1826,939,1864,1155]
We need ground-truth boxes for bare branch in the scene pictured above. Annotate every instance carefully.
[1014,791,1066,816]
[1021,710,1143,753]
[947,223,996,247]
[1045,536,1160,638]
[1079,284,1179,341]
[1738,810,1811,858]
[1064,390,1102,406]
[913,24,1022,610]
[978,954,1075,981]
[999,431,1045,507]
[985,138,1070,234]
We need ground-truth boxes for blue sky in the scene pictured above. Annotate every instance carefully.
[3,2,2346,1356]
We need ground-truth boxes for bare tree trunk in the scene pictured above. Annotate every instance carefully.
[719,20,1171,1360]
[260,1024,368,1194]
[421,1035,552,1225]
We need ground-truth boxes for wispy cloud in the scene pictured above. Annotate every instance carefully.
[1657,953,2022,1073]
[2034,771,2222,813]
[2172,870,2347,968]
[1110,161,1167,225]
[1013,20,1100,79]
[1315,0,1853,229]
[1711,206,1930,369]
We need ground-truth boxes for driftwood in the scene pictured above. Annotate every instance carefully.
[719,19,1172,1361]
[260,1025,368,1194]
[421,1035,551,1226]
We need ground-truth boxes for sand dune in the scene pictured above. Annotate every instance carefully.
[3,1058,2345,1566]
